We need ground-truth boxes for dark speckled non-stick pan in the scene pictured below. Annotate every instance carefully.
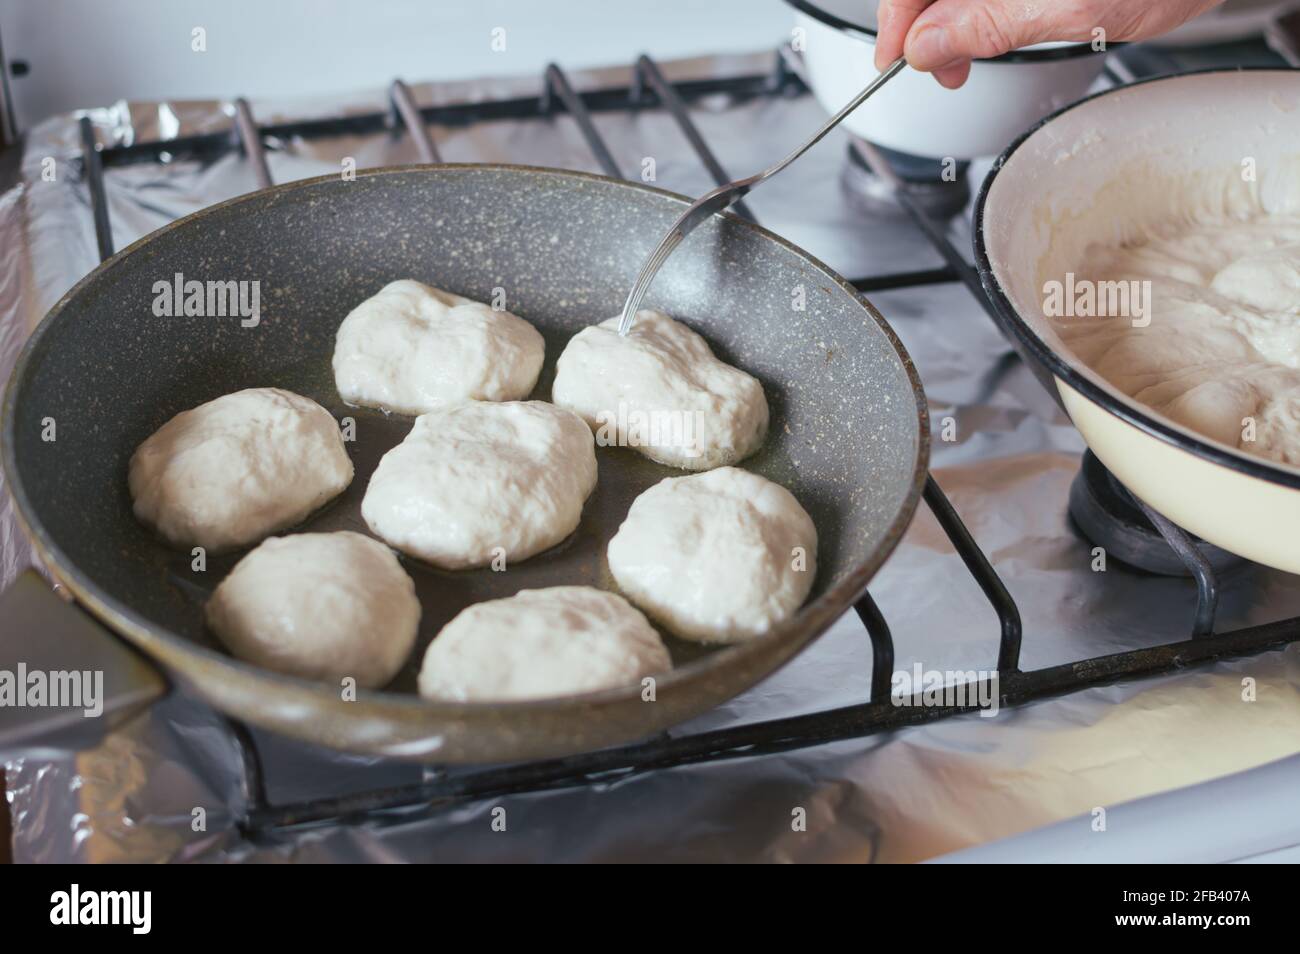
[1,164,928,762]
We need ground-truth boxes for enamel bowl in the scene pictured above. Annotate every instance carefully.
[975,70,1300,574]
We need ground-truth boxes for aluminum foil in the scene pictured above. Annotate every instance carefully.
[4,52,1300,863]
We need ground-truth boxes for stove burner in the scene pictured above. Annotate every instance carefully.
[842,141,971,219]
[1068,450,1241,577]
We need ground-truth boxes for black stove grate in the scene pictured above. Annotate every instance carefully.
[73,49,1300,836]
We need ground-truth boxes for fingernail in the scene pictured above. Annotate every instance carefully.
[908,25,953,70]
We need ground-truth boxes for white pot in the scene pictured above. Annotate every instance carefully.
[793,7,1108,159]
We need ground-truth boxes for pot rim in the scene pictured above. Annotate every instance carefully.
[973,66,1300,493]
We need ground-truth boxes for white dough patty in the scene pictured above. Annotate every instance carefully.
[362,400,597,569]
[333,279,544,414]
[418,586,671,702]
[552,310,768,470]
[607,467,817,643]
[206,532,420,688]
[129,387,352,551]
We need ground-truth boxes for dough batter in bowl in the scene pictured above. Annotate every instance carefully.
[418,586,671,702]
[552,309,768,470]
[333,279,544,415]
[607,466,817,643]
[1044,166,1300,468]
[206,531,420,689]
[361,400,597,569]
[128,387,352,551]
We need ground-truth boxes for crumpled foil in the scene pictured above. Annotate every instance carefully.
[4,52,1300,863]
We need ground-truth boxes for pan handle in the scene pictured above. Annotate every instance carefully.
[0,570,167,754]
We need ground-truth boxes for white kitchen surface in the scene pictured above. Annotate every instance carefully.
[932,751,1300,863]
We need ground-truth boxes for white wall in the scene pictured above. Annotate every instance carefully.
[1,0,798,129]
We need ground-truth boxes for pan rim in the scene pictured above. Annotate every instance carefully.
[973,67,1300,494]
[2,161,929,724]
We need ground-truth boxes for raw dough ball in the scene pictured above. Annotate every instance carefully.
[552,310,768,470]
[607,466,817,643]
[418,586,671,702]
[1210,244,1300,315]
[129,387,352,551]
[361,400,597,569]
[333,279,544,414]
[206,531,419,688]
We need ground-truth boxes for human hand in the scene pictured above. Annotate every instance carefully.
[874,0,1225,88]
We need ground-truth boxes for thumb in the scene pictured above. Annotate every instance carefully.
[903,0,1086,71]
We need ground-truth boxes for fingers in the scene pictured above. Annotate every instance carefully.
[903,0,1078,72]
[932,61,972,90]
[878,0,1227,89]
[874,0,938,71]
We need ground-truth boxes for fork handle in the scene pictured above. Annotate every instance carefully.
[616,57,907,336]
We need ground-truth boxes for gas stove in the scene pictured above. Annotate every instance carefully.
[3,34,1300,863]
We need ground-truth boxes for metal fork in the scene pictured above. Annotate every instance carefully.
[616,57,907,336]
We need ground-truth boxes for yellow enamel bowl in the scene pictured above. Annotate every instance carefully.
[974,69,1300,574]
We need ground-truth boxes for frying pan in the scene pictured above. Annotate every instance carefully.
[975,69,1300,574]
[1,163,928,762]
